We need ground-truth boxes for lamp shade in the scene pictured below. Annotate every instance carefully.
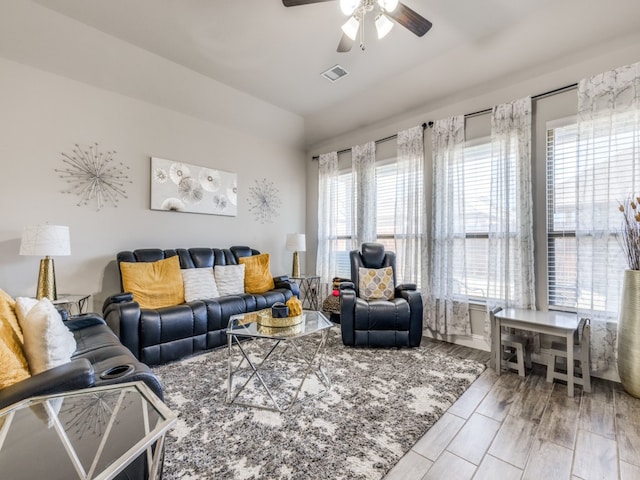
[341,16,360,41]
[375,14,394,39]
[286,233,306,252]
[20,225,71,256]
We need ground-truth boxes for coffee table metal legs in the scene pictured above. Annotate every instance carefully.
[227,335,282,409]
[226,330,331,412]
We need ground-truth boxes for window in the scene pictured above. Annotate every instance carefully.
[546,120,578,309]
[332,160,423,282]
[374,161,398,252]
[435,138,496,300]
[460,140,493,299]
[546,115,636,312]
[442,137,525,302]
[332,170,354,278]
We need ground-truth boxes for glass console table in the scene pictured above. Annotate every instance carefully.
[290,275,320,310]
[53,293,91,315]
[0,381,176,480]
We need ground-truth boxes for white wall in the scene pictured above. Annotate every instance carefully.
[0,4,307,309]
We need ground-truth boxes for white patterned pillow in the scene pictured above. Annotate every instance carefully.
[214,264,245,296]
[358,267,395,301]
[181,268,219,302]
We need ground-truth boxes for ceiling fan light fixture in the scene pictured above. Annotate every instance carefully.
[377,0,398,13]
[375,14,394,39]
[339,0,359,16]
[341,16,360,41]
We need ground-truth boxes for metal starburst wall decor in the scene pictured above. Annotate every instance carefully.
[56,143,131,210]
[248,178,281,224]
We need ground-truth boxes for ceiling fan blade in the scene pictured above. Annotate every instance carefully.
[387,2,433,37]
[337,33,354,53]
[282,0,335,6]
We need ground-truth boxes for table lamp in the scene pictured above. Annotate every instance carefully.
[286,233,306,278]
[19,225,71,300]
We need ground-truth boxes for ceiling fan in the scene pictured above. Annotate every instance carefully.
[282,0,432,52]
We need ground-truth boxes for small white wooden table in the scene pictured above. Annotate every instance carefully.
[492,308,579,397]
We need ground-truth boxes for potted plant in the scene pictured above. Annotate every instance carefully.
[617,196,640,398]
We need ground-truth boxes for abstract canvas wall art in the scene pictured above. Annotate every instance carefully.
[150,157,237,216]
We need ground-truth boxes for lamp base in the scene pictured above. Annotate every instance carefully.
[292,251,301,278]
[36,256,57,301]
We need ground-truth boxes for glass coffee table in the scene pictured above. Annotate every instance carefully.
[226,309,333,413]
[0,381,176,480]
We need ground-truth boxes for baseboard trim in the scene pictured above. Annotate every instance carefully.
[423,331,490,352]
[423,331,621,383]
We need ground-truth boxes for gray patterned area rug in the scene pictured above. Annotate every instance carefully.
[153,328,485,480]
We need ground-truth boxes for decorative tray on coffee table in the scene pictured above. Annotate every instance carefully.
[256,309,303,328]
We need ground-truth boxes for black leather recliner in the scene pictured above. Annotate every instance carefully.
[340,243,423,348]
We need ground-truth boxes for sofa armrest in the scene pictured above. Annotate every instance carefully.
[397,289,423,347]
[396,283,417,293]
[339,281,356,291]
[103,298,142,360]
[64,313,107,331]
[339,287,357,345]
[102,292,134,312]
[273,275,300,297]
[0,358,95,410]
[397,288,422,306]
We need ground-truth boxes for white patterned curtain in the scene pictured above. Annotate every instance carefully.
[486,97,536,320]
[395,126,427,286]
[576,62,640,372]
[428,116,471,336]
[352,141,377,247]
[316,152,339,286]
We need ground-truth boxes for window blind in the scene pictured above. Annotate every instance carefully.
[546,112,638,312]
[461,140,493,298]
[333,171,353,278]
[332,160,422,279]
[546,120,578,309]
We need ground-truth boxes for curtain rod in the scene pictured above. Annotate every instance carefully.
[311,123,429,161]
[311,82,578,160]
[464,83,578,119]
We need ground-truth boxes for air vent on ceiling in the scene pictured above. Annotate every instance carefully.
[321,64,349,83]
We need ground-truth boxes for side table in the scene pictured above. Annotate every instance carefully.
[53,293,91,315]
[0,381,176,480]
[290,275,320,310]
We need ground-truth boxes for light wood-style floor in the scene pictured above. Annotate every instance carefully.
[384,338,640,480]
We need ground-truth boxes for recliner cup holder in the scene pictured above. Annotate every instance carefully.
[100,364,135,380]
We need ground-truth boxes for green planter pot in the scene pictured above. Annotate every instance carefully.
[618,269,640,398]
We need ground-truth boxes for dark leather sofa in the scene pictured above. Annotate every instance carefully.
[103,246,299,366]
[0,312,162,480]
[0,313,162,410]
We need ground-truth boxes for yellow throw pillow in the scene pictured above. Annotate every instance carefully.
[239,254,275,294]
[0,289,31,389]
[358,266,395,301]
[286,296,303,317]
[120,256,185,309]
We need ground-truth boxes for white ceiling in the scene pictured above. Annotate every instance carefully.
[31,0,640,146]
